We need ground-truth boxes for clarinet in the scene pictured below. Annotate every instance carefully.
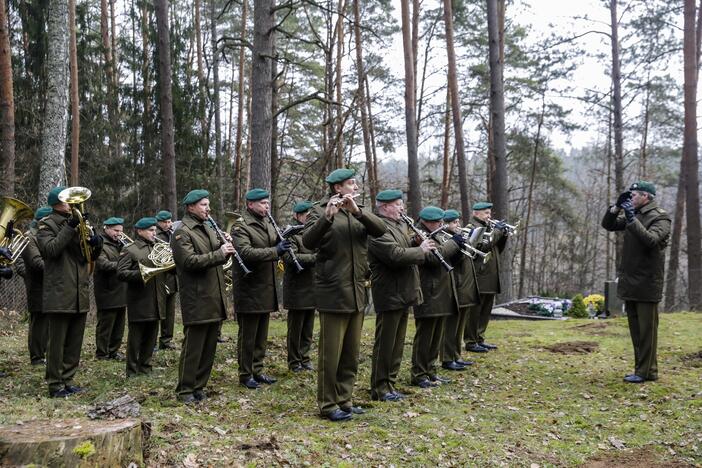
[207,215,252,276]
[400,213,453,272]
[266,212,304,273]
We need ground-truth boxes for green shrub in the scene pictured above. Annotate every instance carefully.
[568,294,589,318]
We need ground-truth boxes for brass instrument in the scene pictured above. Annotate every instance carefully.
[117,232,134,247]
[0,196,34,265]
[139,237,175,284]
[222,212,243,272]
[443,227,491,264]
[487,218,519,236]
[58,187,96,273]
[139,261,176,284]
[400,213,453,272]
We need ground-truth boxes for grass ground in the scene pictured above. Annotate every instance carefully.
[0,311,700,467]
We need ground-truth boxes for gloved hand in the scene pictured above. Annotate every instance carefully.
[0,247,12,261]
[88,234,103,247]
[0,267,13,279]
[493,221,508,231]
[621,200,635,223]
[67,216,80,228]
[451,233,466,248]
[82,212,90,223]
[276,239,292,256]
[616,191,632,208]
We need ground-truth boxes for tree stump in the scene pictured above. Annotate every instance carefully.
[0,418,144,467]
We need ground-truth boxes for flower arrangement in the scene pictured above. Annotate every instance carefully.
[583,294,605,314]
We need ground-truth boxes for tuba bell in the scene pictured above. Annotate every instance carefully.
[0,196,34,265]
[58,187,96,272]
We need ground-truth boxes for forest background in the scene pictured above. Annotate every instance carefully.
[0,0,701,310]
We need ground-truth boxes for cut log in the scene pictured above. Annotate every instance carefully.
[0,418,144,467]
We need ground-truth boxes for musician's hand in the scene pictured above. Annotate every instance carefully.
[419,239,435,252]
[451,233,467,248]
[220,242,235,256]
[88,234,103,247]
[616,191,632,208]
[222,232,233,243]
[621,200,635,223]
[276,239,292,256]
[340,194,360,215]
[0,247,12,261]
[82,212,91,223]
[493,221,507,231]
[67,216,80,228]
[325,196,341,219]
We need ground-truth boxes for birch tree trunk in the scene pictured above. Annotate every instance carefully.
[0,0,16,195]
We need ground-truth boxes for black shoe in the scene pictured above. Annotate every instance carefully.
[254,374,277,385]
[392,391,406,400]
[96,355,111,361]
[466,344,488,353]
[241,378,260,389]
[441,361,466,371]
[159,342,177,350]
[341,406,365,414]
[302,362,314,371]
[380,393,402,402]
[110,352,126,361]
[325,408,352,422]
[217,336,230,343]
[65,385,84,394]
[290,365,304,373]
[0,371,6,378]
[415,379,438,388]
[623,374,645,383]
[31,359,46,366]
[193,389,207,401]
[480,342,498,350]
[456,359,474,366]
[430,375,451,384]
[49,388,72,398]
[178,394,198,404]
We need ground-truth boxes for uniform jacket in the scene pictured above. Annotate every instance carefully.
[601,200,671,302]
[368,216,427,313]
[19,229,44,313]
[282,219,317,310]
[171,213,228,325]
[36,211,91,314]
[471,217,508,295]
[117,237,165,322]
[156,226,179,294]
[94,234,127,310]
[302,197,386,313]
[413,223,460,318]
[232,209,279,313]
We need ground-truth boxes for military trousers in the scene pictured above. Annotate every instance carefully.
[625,300,659,380]
[237,313,270,381]
[176,321,221,397]
[95,307,126,359]
[411,316,445,383]
[46,313,87,393]
[370,308,409,398]
[464,293,495,347]
[287,309,315,369]
[317,310,364,415]
[28,310,48,364]
[126,320,158,377]
[441,305,469,363]
[159,291,177,348]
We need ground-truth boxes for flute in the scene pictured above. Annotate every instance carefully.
[400,213,453,272]
[207,215,252,276]
[266,212,304,273]
[329,193,360,207]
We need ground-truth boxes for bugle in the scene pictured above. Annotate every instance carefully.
[443,228,491,264]
[0,196,33,265]
[400,213,453,272]
[117,232,134,248]
[487,218,519,236]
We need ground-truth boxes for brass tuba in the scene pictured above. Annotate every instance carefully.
[0,196,34,265]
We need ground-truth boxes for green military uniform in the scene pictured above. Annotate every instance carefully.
[172,197,229,400]
[441,212,480,364]
[19,223,48,365]
[37,191,101,396]
[368,206,430,399]
[117,224,165,377]
[155,215,179,349]
[283,214,317,371]
[602,183,671,381]
[232,207,280,383]
[94,229,127,360]
[410,214,459,385]
[464,214,507,350]
[302,190,386,417]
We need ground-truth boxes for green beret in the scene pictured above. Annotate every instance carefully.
[443,209,460,221]
[103,217,124,226]
[325,168,355,184]
[155,210,172,221]
[134,217,157,229]
[182,189,210,205]
[472,202,493,211]
[629,181,656,196]
[293,200,313,213]
[419,206,445,222]
[376,189,403,202]
[245,188,270,201]
[34,206,52,220]
[47,186,65,206]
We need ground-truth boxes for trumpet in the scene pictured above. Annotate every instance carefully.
[117,232,134,247]
[0,196,34,266]
[58,187,96,273]
[487,218,519,236]
[442,228,491,264]
[400,213,453,272]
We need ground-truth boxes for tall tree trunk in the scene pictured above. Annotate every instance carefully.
[639,77,650,179]
[154,0,177,215]
[665,162,686,311]
[440,86,451,209]
[141,0,156,211]
[270,41,279,213]
[110,0,118,87]
[195,0,207,142]
[364,75,379,196]
[352,0,376,202]
[38,0,70,203]
[233,0,248,210]
[683,0,702,310]
[610,1,624,196]
[69,0,79,185]
[250,0,274,190]
[334,0,345,168]
[486,0,512,301]
[400,0,421,217]
[443,0,470,221]
[211,0,223,220]
[0,0,16,195]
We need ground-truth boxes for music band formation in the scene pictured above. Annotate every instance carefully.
[0,169,666,421]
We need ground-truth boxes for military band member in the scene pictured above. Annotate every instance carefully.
[94,217,128,361]
[368,190,435,402]
[155,210,179,350]
[117,217,165,377]
[0,246,14,377]
[232,188,285,389]
[19,206,52,365]
[440,209,479,370]
[602,181,671,383]
[37,186,102,398]
[464,202,507,353]
[283,200,317,373]
[172,190,233,404]
[302,168,386,422]
[410,206,460,388]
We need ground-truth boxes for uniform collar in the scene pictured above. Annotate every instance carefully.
[182,212,205,229]
[637,200,658,215]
